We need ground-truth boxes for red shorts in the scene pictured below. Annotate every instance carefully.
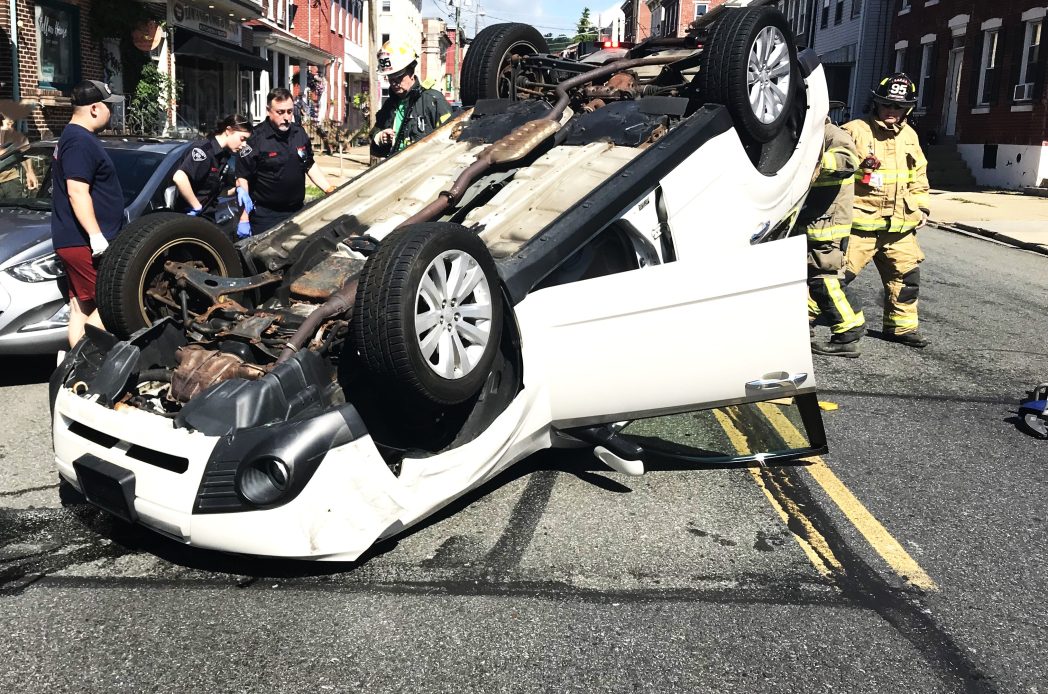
[55,245,99,304]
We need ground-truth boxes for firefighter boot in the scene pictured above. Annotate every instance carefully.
[884,330,929,348]
[811,338,861,358]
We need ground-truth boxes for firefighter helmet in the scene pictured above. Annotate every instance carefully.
[377,41,418,77]
[871,72,918,107]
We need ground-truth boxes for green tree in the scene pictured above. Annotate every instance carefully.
[574,7,597,42]
[548,34,572,52]
[127,62,181,135]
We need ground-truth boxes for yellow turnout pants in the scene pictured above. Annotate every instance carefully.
[845,224,925,335]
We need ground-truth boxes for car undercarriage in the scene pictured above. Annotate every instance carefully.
[51,2,831,560]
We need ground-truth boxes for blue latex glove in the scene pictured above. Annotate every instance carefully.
[236,186,254,214]
[236,220,252,239]
[187,207,202,217]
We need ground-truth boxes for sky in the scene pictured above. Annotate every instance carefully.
[420,0,622,38]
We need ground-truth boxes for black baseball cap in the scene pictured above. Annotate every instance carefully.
[71,80,124,107]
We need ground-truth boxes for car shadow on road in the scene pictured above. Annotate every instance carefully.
[59,449,569,580]
[0,354,57,386]
[59,444,814,580]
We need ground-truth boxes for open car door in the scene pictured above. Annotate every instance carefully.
[514,231,825,465]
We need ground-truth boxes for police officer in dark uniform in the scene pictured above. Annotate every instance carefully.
[236,87,337,237]
[172,113,253,221]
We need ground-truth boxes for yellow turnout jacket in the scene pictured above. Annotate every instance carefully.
[842,115,930,234]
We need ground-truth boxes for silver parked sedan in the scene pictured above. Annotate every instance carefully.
[0,137,201,354]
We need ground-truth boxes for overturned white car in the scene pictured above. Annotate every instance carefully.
[51,2,831,560]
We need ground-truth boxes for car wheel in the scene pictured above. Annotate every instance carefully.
[700,6,799,144]
[96,213,242,339]
[460,23,549,107]
[350,223,504,405]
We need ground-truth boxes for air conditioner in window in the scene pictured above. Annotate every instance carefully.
[1014,82,1034,101]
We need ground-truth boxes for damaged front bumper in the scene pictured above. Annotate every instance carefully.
[50,325,409,561]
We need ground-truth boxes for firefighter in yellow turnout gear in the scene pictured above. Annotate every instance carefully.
[842,73,931,348]
[806,120,866,358]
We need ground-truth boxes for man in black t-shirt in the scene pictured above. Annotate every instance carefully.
[236,87,338,236]
[50,80,125,348]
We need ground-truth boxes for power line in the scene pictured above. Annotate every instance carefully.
[482,13,578,33]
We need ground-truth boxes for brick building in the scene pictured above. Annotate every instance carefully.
[0,0,105,138]
[621,0,652,43]
[420,17,449,95]
[893,0,1047,188]
[643,0,725,39]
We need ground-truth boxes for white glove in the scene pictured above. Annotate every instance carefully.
[89,234,109,258]
[917,211,929,230]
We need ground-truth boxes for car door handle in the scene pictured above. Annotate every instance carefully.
[745,372,808,391]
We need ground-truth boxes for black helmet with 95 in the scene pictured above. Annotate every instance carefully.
[872,72,918,107]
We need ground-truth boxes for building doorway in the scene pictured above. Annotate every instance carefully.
[942,41,964,137]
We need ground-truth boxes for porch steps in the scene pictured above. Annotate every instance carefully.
[925,143,977,189]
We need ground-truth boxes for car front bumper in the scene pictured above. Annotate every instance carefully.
[53,388,408,561]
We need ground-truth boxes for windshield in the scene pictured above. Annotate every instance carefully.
[0,145,52,210]
[0,144,166,210]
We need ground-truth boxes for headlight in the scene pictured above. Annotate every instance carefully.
[7,252,65,282]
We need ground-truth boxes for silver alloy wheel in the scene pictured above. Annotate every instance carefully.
[747,25,792,124]
[414,249,494,380]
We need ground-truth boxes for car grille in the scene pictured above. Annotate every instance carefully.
[67,420,189,474]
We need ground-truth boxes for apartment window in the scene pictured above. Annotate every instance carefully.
[835,0,844,24]
[695,2,708,18]
[899,0,911,11]
[1017,20,1042,98]
[798,0,807,35]
[665,0,680,37]
[977,28,999,104]
[917,42,935,109]
[852,0,862,19]
[821,0,829,29]
[894,47,906,73]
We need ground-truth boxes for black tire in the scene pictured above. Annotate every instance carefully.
[350,223,504,405]
[96,212,242,339]
[700,7,799,144]
[461,23,549,106]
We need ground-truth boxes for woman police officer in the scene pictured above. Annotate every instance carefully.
[172,113,254,233]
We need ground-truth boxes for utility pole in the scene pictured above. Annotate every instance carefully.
[454,0,462,101]
[368,0,380,130]
[474,3,483,37]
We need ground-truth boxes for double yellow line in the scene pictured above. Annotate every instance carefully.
[714,402,937,591]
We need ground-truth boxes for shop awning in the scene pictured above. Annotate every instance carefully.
[344,54,369,75]
[175,34,270,70]
[252,25,337,65]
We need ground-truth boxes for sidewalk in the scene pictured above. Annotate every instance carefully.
[929,189,1048,255]
[314,144,372,186]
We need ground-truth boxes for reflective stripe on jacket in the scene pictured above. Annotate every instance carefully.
[842,116,930,234]
[801,122,860,243]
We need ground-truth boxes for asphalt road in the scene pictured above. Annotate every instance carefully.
[1,225,1045,693]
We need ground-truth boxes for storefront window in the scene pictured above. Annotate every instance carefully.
[35,0,80,90]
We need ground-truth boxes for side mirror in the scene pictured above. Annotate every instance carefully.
[163,185,177,209]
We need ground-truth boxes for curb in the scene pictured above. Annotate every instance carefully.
[931,220,1048,256]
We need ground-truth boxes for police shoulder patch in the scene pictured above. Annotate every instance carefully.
[239,143,253,158]
[191,147,207,162]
